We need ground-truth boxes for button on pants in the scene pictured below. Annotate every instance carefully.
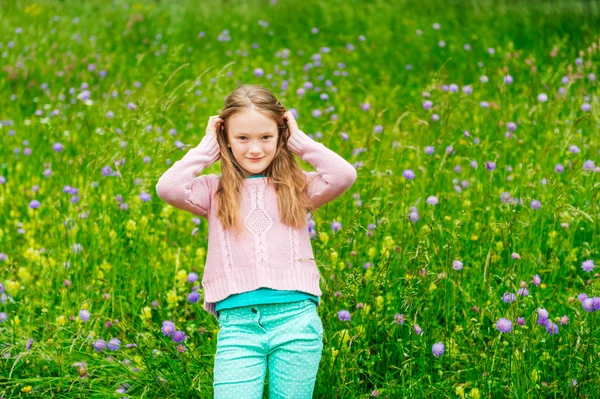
[213,299,324,399]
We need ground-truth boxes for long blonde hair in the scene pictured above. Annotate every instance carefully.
[215,85,319,240]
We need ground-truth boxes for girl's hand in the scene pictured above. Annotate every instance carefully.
[205,115,223,139]
[282,111,299,139]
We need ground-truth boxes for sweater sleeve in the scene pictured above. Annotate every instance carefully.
[286,129,357,208]
[155,134,221,218]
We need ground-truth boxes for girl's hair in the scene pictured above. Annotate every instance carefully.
[215,84,320,240]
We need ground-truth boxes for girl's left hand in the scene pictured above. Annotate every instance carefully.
[282,111,299,139]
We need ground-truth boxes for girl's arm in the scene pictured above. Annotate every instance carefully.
[286,128,357,208]
[155,134,220,217]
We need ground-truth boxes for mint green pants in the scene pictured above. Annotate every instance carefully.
[213,299,324,398]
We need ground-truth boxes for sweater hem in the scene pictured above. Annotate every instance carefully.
[202,268,322,319]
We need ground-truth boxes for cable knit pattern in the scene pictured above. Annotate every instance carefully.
[244,184,273,267]
[155,129,357,319]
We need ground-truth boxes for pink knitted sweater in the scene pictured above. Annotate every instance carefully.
[155,128,357,317]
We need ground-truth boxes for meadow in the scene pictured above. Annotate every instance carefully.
[0,0,599,397]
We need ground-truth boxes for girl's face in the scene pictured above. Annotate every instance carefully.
[226,109,279,176]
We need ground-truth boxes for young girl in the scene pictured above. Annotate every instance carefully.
[156,84,357,398]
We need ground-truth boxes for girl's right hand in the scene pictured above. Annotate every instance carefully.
[206,115,224,139]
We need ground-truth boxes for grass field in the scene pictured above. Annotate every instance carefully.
[0,0,599,397]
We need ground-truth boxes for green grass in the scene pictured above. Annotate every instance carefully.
[0,0,599,397]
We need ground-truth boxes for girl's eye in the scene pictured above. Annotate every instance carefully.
[240,136,272,140]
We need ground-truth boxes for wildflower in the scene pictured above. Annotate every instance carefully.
[337,310,351,321]
[502,292,516,303]
[173,331,186,343]
[452,260,463,271]
[432,342,444,357]
[581,260,595,272]
[79,310,90,322]
[93,339,107,352]
[496,318,513,333]
[108,338,121,351]
[532,274,541,286]
[161,320,176,336]
[394,313,405,324]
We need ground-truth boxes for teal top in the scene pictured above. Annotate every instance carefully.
[214,173,320,313]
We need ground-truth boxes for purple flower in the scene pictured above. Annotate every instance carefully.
[337,310,351,321]
[0,312,7,323]
[517,288,529,296]
[188,291,200,303]
[593,297,600,311]
[373,125,383,134]
[581,103,591,112]
[485,161,496,171]
[546,322,559,335]
[423,100,433,110]
[537,93,548,102]
[161,320,175,336]
[531,200,541,210]
[102,166,113,177]
[108,338,121,351]
[431,114,440,122]
[402,169,415,180]
[502,292,516,303]
[253,68,264,77]
[139,192,151,202]
[512,252,521,259]
[127,102,137,110]
[29,200,40,209]
[414,324,423,335]
[504,75,513,84]
[173,331,186,343]
[537,308,549,319]
[394,313,405,325]
[517,317,525,326]
[581,260,595,272]
[408,210,419,223]
[187,272,199,283]
[26,338,34,350]
[582,298,595,312]
[532,274,541,286]
[424,146,434,155]
[578,293,588,302]
[506,122,517,132]
[426,196,438,205]
[452,260,463,270]
[79,309,90,322]
[555,163,564,173]
[569,145,580,154]
[496,318,513,333]
[432,342,445,357]
[583,160,595,171]
[93,339,107,352]
[53,143,64,152]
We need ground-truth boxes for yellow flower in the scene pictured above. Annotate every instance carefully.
[367,247,376,259]
[167,290,179,307]
[471,234,479,241]
[364,268,373,281]
[319,232,329,243]
[24,3,42,15]
[455,386,465,399]
[469,388,480,399]
[375,296,384,310]
[21,386,32,393]
[109,230,117,241]
[126,220,137,238]
[176,270,188,285]
[6,280,20,296]
[12,315,21,326]
[196,247,206,258]
[330,250,338,263]
[140,306,152,320]
[56,315,67,325]
[140,216,149,227]
[428,282,438,292]
[17,267,31,283]
[463,200,471,207]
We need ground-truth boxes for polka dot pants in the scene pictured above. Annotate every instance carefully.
[213,299,324,398]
